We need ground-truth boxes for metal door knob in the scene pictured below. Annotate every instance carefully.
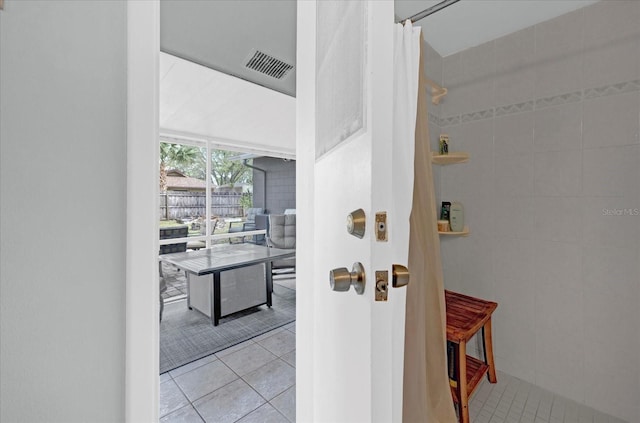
[330,262,366,295]
[392,264,410,288]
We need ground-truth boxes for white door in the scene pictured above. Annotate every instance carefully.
[297,1,411,421]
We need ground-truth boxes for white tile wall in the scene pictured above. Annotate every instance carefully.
[434,2,640,421]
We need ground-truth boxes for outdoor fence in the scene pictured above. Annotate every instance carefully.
[160,191,243,220]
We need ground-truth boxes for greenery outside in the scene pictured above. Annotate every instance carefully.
[160,143,253,192]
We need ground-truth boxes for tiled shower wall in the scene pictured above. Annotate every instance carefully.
[426,2,640,422]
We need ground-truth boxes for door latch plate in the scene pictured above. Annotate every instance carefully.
[375,212,387,242]
[375,270,388,301]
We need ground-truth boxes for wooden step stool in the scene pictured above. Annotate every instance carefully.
[445,290,498,423]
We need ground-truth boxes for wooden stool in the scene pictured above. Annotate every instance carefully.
[445,290,498,423]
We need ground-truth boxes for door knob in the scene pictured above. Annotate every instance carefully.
[330,262,366,295]
[392,264,410,288]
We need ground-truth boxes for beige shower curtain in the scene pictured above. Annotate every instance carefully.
[402,36,458,423]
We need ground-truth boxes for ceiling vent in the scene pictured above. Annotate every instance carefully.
[245,50,294,80]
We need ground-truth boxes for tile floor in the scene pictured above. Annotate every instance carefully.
[160,268,625,423]
[160,323,296,423]
[468,371,628,423]
[161,325,627,423]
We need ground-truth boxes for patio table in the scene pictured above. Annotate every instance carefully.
[160,243,295,326]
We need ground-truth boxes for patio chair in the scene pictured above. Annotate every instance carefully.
[229,207,264,243]
[187,218,218,250]
[159,225,188,277]
[159,277,166,322]
[266,214,296,274]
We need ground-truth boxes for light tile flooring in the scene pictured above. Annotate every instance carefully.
[468,371,628,423]
[161,326,627,423]
[160,323,296,423]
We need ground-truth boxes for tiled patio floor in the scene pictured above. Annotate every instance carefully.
[160,322,296,423]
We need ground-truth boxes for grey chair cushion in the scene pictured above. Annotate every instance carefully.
[268,214,296,249]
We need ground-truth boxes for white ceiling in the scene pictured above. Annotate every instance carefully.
[161,0,297,97]
[394,0,599,57]
[159,52,296,158]
[160,0,600,155]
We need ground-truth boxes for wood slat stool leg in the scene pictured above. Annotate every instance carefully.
[483,318,497,383]
[454,340,470,423]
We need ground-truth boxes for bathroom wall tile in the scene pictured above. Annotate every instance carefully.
[533,240,584,403]
[494,153,534,197]
[583,40,640,91]
[440,238,462,291]
[459,194,496,240]
[458,237,495,300]
[582,244,640,299]
[494,27,536,107]
[534,56,584,101]
[455,118,494,158]
[424,40,443,87]
[533,240,582,296]
[583,287,638,352]
[535,7,584,61]
[583,0,640,88]
[494,111,534,155]
[459,40,495,115]
[494,71,536,111]
[582,196,640,249]
[533,102,582,152]
[534,150,582,197]
[493,238,534,283]
[534,8,584,99]
[583,91,640,149]
[442,52,464,117]
[493,313,535,384]
[533,196,582,244]
[583,145,640,198]
[440,119,494,200]
[493,238,535,367]
[582,260,640,423]
[492,197,534,241]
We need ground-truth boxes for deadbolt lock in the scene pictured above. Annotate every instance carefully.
[346,208,366,239]
[392,264,410,288]
[329,262,366,295]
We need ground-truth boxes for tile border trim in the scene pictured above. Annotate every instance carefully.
[438,77,640,127]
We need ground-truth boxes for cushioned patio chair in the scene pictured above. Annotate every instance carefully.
[159,225,188,277]
[229,207,264,243]
[266,214,296,274]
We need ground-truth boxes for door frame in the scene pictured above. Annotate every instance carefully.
[125,1,160,421]
[125,2,303,420]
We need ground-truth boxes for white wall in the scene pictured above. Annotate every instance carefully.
[0,1,127,421]
[432,2,640,421]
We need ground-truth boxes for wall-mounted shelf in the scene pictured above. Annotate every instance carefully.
[438,226,470,237]
[431,151,469,165]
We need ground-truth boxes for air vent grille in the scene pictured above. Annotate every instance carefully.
[245,50,293,80]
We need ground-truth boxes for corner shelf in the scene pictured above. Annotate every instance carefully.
[431,151,469,165]
[438,226,470,237]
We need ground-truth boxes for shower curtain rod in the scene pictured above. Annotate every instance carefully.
[397,0,460,24]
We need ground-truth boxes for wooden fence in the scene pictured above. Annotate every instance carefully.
[160,191,243,220]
